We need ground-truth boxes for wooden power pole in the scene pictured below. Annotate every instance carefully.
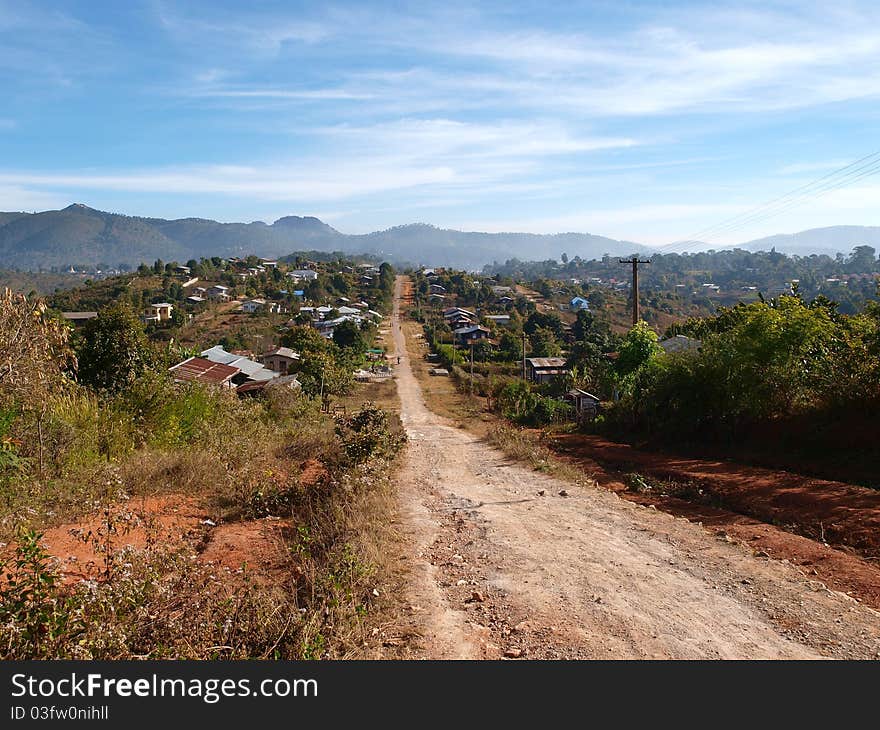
[619,257,651,326]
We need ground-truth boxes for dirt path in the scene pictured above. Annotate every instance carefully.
[388,276,880,659]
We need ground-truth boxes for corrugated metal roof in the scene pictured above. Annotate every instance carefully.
[263,346,299,360]
[169,357,238,384]
[201,346,279,381]
[526,357,567,368]
[659,335,702,353]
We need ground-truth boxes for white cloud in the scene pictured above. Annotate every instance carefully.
[0,184,66,212]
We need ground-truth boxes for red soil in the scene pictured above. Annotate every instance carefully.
[199,518,298,584]
[37,495,205,583]
[31,494,299,587]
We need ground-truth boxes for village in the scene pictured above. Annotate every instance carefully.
[52,254,397,401]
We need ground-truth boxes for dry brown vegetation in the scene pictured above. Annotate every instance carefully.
[0,288,407,659]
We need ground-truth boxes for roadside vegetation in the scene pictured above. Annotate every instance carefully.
[410,261,880,488]
[0,257,405,659]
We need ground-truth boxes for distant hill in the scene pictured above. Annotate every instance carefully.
[741,226,880,256]
[0,204,648,271]
[2,203,877,271]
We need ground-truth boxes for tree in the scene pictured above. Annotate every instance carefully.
[529,326,561,357]
[0,292,75,473]
[76,303,155,392]
[498,331,522,361]
[0,292,72,408]
[524,311,564,339]
[616,321,662,379]
[280,325,331,355]
[332,320,364,351]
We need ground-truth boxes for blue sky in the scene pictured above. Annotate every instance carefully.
[3,0,880,246]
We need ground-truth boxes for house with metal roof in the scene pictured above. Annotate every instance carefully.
[453,325,491,344]
[261,346,300,375]
[658,334,702,354]
[169,357,238,388]
[525,357,569,384]
[201,345,278,384]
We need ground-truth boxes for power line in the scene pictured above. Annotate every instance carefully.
[683,156,880,248]
[659,150,880,251]
[657,149,880,254]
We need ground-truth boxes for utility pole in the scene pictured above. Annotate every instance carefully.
[619,257,651,326]
[470,341,475,395]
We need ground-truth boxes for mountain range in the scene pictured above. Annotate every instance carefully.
[0,203,876,270]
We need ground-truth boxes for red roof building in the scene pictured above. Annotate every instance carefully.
[169,357,238,387]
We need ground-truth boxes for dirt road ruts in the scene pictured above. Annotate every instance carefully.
[388,276,880,659]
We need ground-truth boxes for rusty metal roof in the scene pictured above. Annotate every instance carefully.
[169,357,238,384]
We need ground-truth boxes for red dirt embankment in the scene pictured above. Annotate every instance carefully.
[29,496,298,587]
[550,433,880,609]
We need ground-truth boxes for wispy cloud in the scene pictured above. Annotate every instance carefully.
[0,117,636,208]
[190,87,375,101]
[163,3,880,118]
[154,2,330,56]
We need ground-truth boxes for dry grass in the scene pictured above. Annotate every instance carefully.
[486,424,593,484]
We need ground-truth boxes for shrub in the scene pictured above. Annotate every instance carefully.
[0,530,84,659]
[335,406,406,466]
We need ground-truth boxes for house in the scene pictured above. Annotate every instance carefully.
[241,298,268,314]
[207,285,231,301]
[169,357,238,389]
[443,307,476,321]
[289,269,319,282]
[491,285,514,296]
[484,314,511,326]
[525,357,569,384]
[564,389,601,423]
[185,295,206,307]
[447,314,475,331]
[429,283,447,294]
[201,346,278,385]
[453,325,491,344]
[497,296,515,306]
[241,299,263,313]
[143,302,173,323]
[428,293,446,302]
[569,296,590,311]
[658,335,702,354]
[261,346,300,375]
[236,374,300,397]
[175,265,191,276]
[61,311,98,327]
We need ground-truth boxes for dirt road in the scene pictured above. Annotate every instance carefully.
[388,276,880,659]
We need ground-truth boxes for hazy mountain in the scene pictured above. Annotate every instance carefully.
[741,226,880,257]
[2,203,875,271]
[0,205,346,270]
[0,204,647,270]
